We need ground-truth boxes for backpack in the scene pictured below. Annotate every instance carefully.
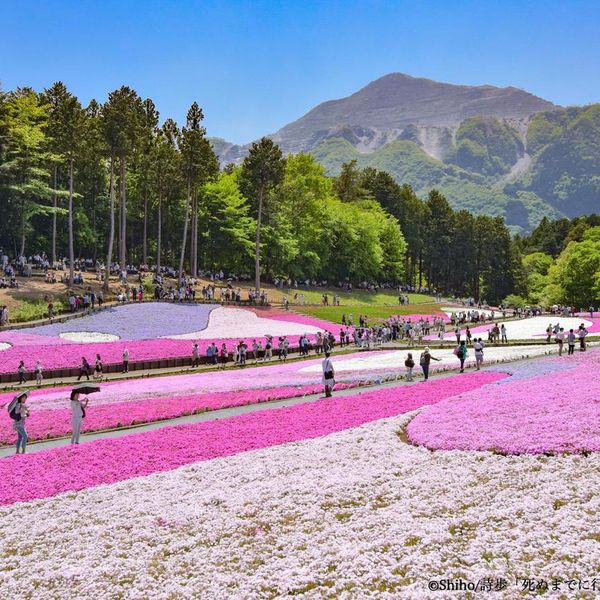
[9,406,20,421]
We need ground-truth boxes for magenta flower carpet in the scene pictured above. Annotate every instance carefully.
[407,349,600,454]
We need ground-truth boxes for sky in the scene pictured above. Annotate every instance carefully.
[1,0,599,143]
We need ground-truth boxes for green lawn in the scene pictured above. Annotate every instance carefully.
[11,297,66,323]
[287,289,434,307]
[295,303,444,324]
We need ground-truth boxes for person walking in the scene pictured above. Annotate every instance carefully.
[77,357,91,381]
[263,337,272,361]
[34,360,43,386]
[473,338,484,370]
[70,391,88,445]
[404,353,415,382]
[122,348,130,373]
[322,351,335,398]
[9,395,29,454]
[455,340,468,372]
[567,329,576,355]
[17,361,26,385]
[419,347,440,381]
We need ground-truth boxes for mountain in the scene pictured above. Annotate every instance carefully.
[270,72,554,155]
[211,73,599,232]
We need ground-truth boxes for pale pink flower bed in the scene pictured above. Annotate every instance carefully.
[407,349,600,454]
[0,371,505,505]
[0,349,393,412]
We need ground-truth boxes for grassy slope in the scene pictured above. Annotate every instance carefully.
[294,303,444,324]
[0,275,437,324]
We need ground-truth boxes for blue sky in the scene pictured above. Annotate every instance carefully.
[1,0,599,143]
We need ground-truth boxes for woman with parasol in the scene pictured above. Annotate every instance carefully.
[7,391,29,454]
[70,383,100,445]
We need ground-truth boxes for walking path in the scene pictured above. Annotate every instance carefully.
[0,374,421,457]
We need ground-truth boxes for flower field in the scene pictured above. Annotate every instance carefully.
[435,315,600,340]
[0,371,503,505]
[1,357,599,596]
[0,344,557,444]
[407,349,600,454]
[0,303,340,373]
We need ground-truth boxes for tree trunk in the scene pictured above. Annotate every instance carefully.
[68,159,75,287]
[254,186,264,292]
[178,186,191,285]
[142,196,148,265]
[156,194,162,275]
[52,164,58,265]
[119,156,127,269]
[92,191,97,262]
[191,192,198,277]
[20,198,26,257]
[104,156,116,292]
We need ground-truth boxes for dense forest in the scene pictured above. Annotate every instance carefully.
[0,83,598,306]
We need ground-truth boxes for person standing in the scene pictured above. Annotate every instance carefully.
[238,341,247,366]
[70,392,88,445]
[419,347,440,381]
[10,395,29,454]
[501,324,507,344]
[455,341,468,373]
[578,325,588,351]
[404,353,415,382]
[454,327,461,345]
[34,361,43,386]
[555,327,565,356]
[191,343,200,368]
[122,348,130,373]
[219,343,228,368]
[94,354,103,379]
[473,338,484,370]
[17,361,26,385]
[567,329,576,355]
[322,351,335,398]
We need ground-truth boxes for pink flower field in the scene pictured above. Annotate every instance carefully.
[0,383,364,444]
[407,348,600,454]
[0,350,416,444]
[0,371,504,505]
[0,304,340,374]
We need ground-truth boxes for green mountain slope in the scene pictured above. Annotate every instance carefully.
[446,116,524,176]
[518,105,600,217]
[313,137,563,232]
